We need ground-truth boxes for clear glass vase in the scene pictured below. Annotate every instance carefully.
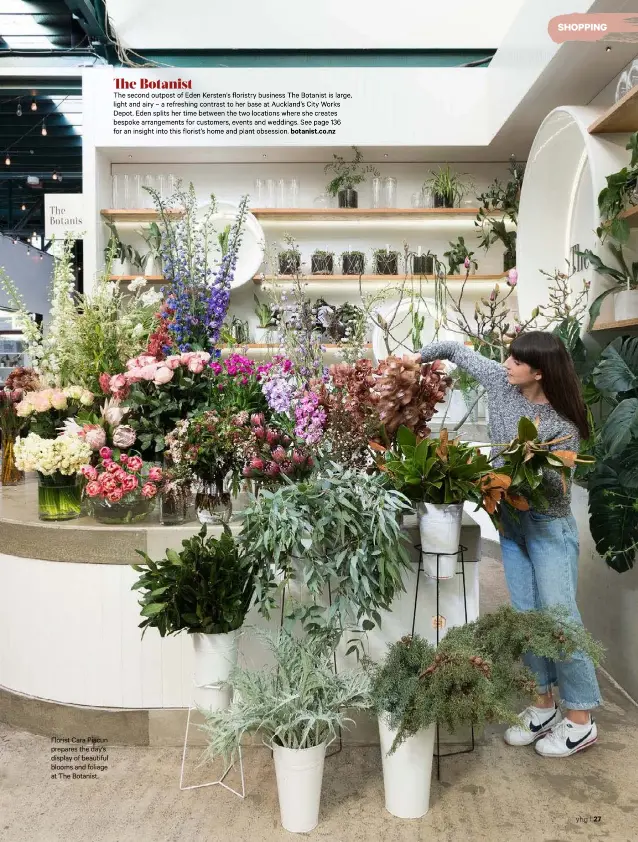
[1,432,24,486]
[91,495,155,525]
[159,490,191,525]
[37,472,81,521]
[196,479,233,525]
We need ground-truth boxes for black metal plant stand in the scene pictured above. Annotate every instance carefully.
[411,542,478,780]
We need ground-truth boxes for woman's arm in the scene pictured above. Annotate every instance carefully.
[420,341,507,392]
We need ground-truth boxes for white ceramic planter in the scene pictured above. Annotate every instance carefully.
[272,741,327,833]
[191,630,239,711]
[417,502,463,579]
[378,714,435,819]
[613,289,638,321]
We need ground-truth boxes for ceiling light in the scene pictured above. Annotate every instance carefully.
[16,100,22,117]
[32,231,37,238]
[21,204,26,211]
[26,247,31,255]
[41,122,47,136]
[52,170,58,181]
[40,254,44,260]
[5,155,10,166]
[605,46,612,52]
[31,99,37,112]
[384,153,389,158]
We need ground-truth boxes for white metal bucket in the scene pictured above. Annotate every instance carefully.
[378,714,435,819]
[272,741,327,833]
[191,630,239,711]
[614,289,638,321]
[417,502,463,579]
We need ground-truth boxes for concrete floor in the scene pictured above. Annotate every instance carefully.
[1,557,637,842]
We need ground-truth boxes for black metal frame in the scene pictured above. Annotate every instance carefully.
[412,542,478,780]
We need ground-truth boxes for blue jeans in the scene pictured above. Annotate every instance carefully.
[500,508,601,711]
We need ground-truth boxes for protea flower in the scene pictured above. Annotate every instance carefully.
[112,425,137,449]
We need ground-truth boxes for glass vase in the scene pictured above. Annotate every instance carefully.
[159,490,190,525]
[91,495,155,525]
[37,472,81,521]
[1,432,24,486]
[196,479,233,525]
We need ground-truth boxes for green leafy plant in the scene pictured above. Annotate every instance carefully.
[474,156,523,264]
[131,526,255,637]
[104,221,142,269]
[596,132,638,244]
[137,222,162,273]
[587,336,638,572]
[443,236,478,275]
[200,627,370,760]
[367,605,603,751]
[239,464,413,635]
[424,164,474,207]
[578,244,638,330]
[278,247,301,275]
[324,146,380,196]
[253,294,277,329]
[218,223,231,256]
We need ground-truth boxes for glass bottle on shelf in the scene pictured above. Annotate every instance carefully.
[142,174,155,208]
[165,173,176,201]
[371,177,382,209]
[254,178,266,206]
[288,178,299,208]
[131,174,142,208]
[111,174,120,208]
[411,191,423,208]
[383,177,397,208]
[122,174,130,209]
[266,179,276,209]
[277,178,286,208]
[156,175,166,204]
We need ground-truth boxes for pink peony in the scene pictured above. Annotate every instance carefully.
[107,488,123,504]
[99,373,112,395]
[109,374,127,394]
[164,355,182,370]
[127,456,143,473]
[106,461,121,474]
[120,453,128,464]
[141,482,157,499]
[112,424,137,449]
[124,367,144,384]
[122,474,138,492]
[85,480,101,498]
[507,268,518,287]
[180,352,196,365]
[102,458,113,467]
[153,365,174,386]
[50,390,67,410]
[187,359,205,374]
[194,351,211,363]
[114,467,128,483]
[84,425,107,451]
[99,446,112,460]
[139,364,158,381]
[81,465,98,481]
[148,466,163,482]
[101,476,117,493]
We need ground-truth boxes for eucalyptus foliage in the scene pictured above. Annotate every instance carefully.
[367,605,603,752]
[200,627,370,759]
[238,464,413,634]
[131,526,256,636]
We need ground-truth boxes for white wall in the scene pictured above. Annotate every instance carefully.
[0,236,53,319]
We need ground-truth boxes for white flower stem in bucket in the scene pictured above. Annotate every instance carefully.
[272,742,327,833]
[378,715,435,819]
[191,631,239,711]
[417,502,463,579]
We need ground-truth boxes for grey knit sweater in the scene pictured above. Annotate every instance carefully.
[420,341,579,518]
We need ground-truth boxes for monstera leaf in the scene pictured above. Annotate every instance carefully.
[593,336,638,395]
[588,463,638,573]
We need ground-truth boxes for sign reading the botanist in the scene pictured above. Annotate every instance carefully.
[44,194,85,240]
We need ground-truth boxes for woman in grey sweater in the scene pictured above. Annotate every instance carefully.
[420,331,600,758]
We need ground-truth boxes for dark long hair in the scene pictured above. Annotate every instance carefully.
[508,331,589,439]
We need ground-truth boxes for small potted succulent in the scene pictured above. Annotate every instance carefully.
[253,294,278,342]
[411,250,435,275]
[423,165,474,209]
[310,249,334,275]
[278,246,301,275]
[341,249,365,275]
[324,146,380,209]
[373,248,400,276]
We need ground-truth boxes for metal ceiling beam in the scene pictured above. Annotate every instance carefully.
[60,0,117,63]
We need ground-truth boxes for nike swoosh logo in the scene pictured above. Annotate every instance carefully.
[529,710,557,732]
[566,728,593,750]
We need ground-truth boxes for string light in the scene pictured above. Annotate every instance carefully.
[30,99,37,111]
[4,155,10,166]
[41,121,47,136]
[21,204,26,211]
[16,100,22,117]
[52,169,58,181]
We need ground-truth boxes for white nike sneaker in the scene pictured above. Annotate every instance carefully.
[504,704,562,747]
[535,717,597,757]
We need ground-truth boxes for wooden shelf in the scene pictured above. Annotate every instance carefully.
[222,342,372,350]
[110,275,163,282]
[589,85,638,134]
[592,317,638,332]
[250,207,482,221]
[100,209,182,222]
[619,205,638,229]
[254,273,507,284]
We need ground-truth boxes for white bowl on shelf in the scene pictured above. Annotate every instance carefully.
[197,200,265,289]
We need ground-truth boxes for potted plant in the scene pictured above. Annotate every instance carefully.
[324,146,380,208]
[239,463,413,634]
[579,243,638,326]
[311,249,334,274]
[475,156,524,271]
[104,221,142,275]
[341,249,365,275]
[596,132,638,245]
[278,247,301,275]
[373,248,400,276]
[253,293,278,342]
[137,222,163,275]
[411,250,435,275]
[131,525,256,710]
[200,627,370,833]
[443,236,478,275]
[374,427,493,579]
[366,606,603,819]
[423,164,474,209]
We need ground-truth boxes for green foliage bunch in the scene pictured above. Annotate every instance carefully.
[367,605,603,751]
[424,164,474,207]
[444,236,478,274]
[596,132,638,244]
[131,526,255,637]
[324,146,380,196]
[200,627,370,759]
[239,463,413,634]
[474,156,524,259]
